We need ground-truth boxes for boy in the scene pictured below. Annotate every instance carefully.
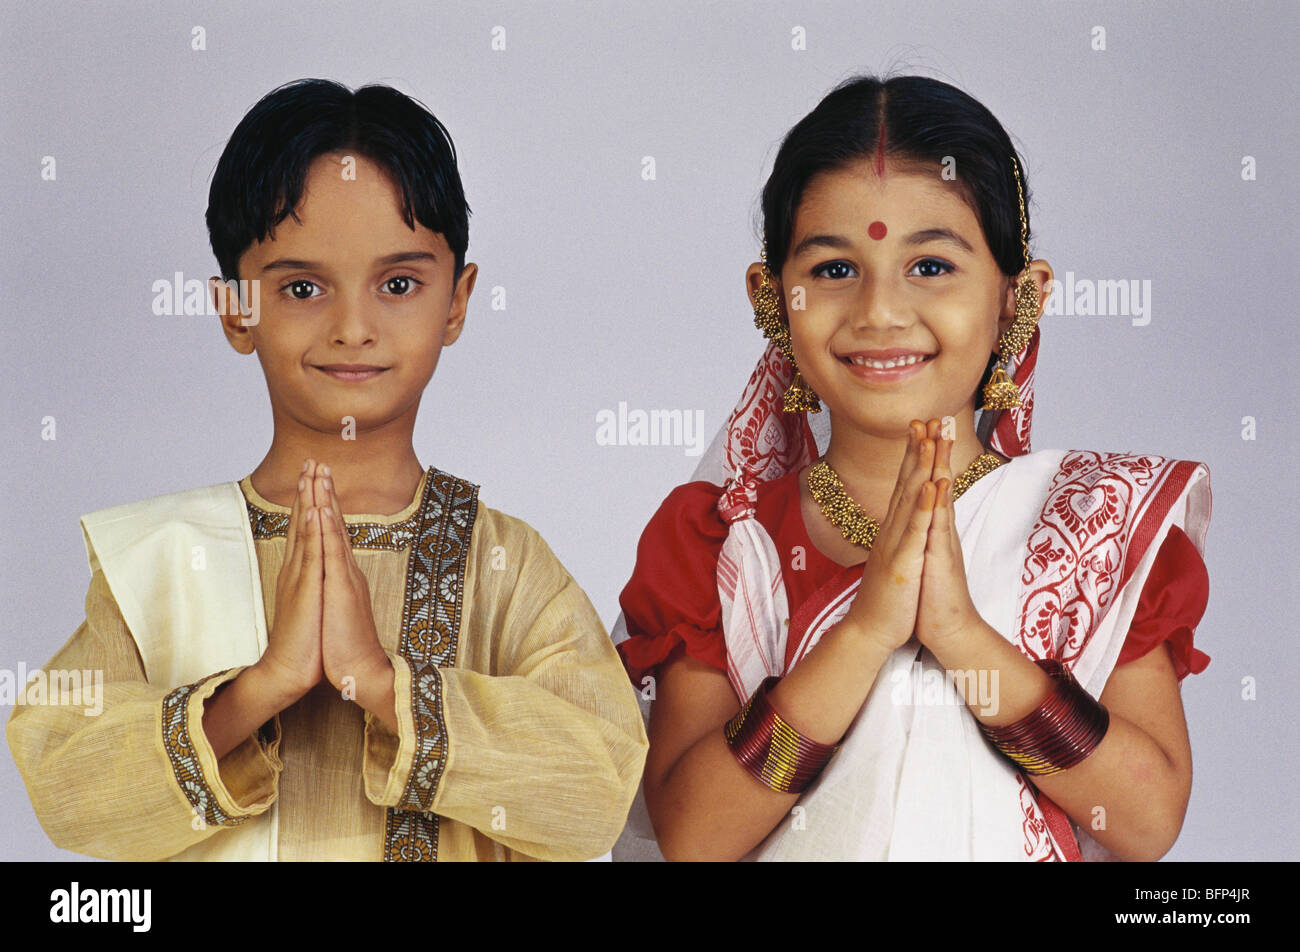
[7,79,648,861]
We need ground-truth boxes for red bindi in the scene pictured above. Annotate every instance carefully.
[868,220,887,240]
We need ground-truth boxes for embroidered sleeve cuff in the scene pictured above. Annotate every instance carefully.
[161,666,281,828]
[362,651,449,811]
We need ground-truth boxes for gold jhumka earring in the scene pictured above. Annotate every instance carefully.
[751,246,822,413]
[981,155,1043,411]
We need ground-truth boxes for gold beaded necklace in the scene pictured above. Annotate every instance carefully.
[806,452,1008,549]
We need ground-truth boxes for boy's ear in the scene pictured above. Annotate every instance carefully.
[211,276,258,354]
[443,262,477,347]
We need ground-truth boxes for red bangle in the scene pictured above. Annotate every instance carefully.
[724,677,839,793]
[978,659,1109,775]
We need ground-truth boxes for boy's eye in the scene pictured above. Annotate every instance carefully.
[283,279,320,300]
[811,260,856,280]
[278,275,424,300]
[384,275,422,295]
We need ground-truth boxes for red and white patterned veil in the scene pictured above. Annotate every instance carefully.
[691,326,1040,699]
[709,326,1040,522]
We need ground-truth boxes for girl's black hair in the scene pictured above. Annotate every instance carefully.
[760,73,1031,278]
[759,73,1033,406]
[206,78,470,284]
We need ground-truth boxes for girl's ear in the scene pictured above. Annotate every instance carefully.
[997,259,1054,338]
[745,261,784,314]
[996,275,1017,338]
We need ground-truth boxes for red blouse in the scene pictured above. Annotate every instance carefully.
[618,467,1210,685]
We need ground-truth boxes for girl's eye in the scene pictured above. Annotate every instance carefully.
[910,258,954,278]
[811,260,857,280]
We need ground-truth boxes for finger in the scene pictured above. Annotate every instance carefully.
[900,420,927,483]
[314,464,331,525]
[310,460,325,511]
[932,427,954,486]
[902,436,935,515]
[301,500,323,585]
[882,421,924,531]
[930,476,952,545]
[885,433,935,552]
[923,419,941,481]
[319,495,341,577]
[900,479,937,559]
[316,466,346,571]
[940,476,966,563]
[283,475,301,570]
[289,460,317,577]
[284,462,310,569]
[323,470,358,570]
[930,477,966,579]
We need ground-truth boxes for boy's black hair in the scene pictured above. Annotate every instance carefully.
[206,78,470,285]
[757,72,1034,401]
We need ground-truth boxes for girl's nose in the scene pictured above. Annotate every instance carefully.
[851,278,908,331]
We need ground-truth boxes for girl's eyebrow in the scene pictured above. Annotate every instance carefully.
[903,228,973,253]
[259,250,439,273]
[791,233,855,258]
[791,227,973,258]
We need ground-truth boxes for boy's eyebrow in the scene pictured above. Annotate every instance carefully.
[791,228,973,257]
[259,251,440,273]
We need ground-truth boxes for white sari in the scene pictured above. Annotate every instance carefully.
[614,334,1211,861]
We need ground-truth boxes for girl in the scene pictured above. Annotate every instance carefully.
[614,74,1211,861]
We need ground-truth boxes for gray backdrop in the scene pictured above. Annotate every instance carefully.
[2,0,1295,861]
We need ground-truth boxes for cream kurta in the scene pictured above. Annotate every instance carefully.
[7,467,648,861]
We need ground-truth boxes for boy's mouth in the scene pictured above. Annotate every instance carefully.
[314,364,388,381]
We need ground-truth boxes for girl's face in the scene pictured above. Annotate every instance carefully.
[765,157,1022,439]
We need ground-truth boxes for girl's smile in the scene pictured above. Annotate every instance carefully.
[772,156,1010,437]
[746,152,1050,500]
[838,349,937,383]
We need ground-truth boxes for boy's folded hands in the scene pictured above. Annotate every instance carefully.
[258,458,391,706]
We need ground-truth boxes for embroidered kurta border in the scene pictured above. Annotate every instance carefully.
[247,499,421,550]
[382,470,478,860]
[162,670,248,829]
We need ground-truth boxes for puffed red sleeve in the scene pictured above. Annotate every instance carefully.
[1115,525,1211,680]
[617,481,731,686]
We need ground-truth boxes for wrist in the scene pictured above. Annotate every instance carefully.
[250,656,313,708]
[832,616,904,671]
[839,616,908,660]
[343,652,395,707]
[726,676,839,793]
[923,618,995,667]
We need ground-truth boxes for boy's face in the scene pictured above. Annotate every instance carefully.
[214,152,475,438]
